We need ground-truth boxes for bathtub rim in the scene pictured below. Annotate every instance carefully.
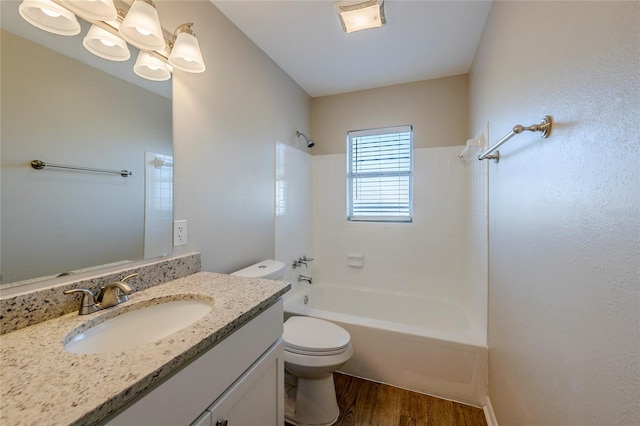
[283,284,487,349]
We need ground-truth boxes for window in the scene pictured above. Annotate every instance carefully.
[347,125,413,222]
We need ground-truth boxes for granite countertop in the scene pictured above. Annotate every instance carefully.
[0,272,290,426]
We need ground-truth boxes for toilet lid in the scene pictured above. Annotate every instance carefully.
[284,316,351,354]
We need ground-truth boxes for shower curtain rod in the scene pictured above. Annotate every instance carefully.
[478,116,553,163]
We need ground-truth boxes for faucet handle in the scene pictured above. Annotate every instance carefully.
[121,273,139,282]
[63,288,99,315]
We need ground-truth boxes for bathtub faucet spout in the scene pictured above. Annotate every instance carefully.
[298,274,313,284]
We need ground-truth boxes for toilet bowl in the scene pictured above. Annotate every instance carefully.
[231,260,353,426]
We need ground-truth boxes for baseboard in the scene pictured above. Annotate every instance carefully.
[483,396,498,426]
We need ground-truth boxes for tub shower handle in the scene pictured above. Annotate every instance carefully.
[293,255,314,269]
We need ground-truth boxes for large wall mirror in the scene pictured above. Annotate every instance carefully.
[1,1,173,289]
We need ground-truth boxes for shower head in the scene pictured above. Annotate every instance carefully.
[296,131,315,148]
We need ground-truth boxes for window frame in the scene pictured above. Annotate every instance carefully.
[346,125,414,223]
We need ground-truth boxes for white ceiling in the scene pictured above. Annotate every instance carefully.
[212,0,493,97]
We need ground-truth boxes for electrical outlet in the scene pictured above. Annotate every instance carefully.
[173,220,187,246]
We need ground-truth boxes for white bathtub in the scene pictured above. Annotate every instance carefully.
[283,284,488,406]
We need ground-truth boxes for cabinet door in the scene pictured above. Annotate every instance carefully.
[208,339,284,426]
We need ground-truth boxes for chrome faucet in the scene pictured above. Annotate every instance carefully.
[298,274,313,284]
[97,272,138,308]
[97,281,132,308]
[292,255,314,269]
[63,273,138,315]
[62,288,100,315]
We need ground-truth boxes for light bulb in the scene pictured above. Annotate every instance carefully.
[118,0,165,51]
[19,0,81,36]
[134,51,171,81]
[60,0,118,21]
[83,24,130,61]
[168,26,205,73]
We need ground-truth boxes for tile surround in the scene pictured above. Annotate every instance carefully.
[275,142,313,284]
[309,146,487,340]
[312,147,473,302]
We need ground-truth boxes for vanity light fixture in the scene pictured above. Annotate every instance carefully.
[168,23,206,73]
[18,0,81,36]
[118,0,165,51]
[83,24,130,61]
[335,0,386,34]
[134,51,172,81]
[17,0,206,82]
[60,0,117,22]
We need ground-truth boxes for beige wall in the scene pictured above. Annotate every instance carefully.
[160,1,311,273]
[311,75,468,155]
[469,1,639,424]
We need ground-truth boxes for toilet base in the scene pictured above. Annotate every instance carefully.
[284,374,340,426]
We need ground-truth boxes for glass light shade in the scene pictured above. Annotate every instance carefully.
[60,0,117,21]
[119,0,165,51]
[18,0,81,36]
[83,25,130,61]
[168,32,205,73]
[134,51,172,81]
[336,0,386,33]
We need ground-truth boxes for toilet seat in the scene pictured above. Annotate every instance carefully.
[284,316,351,356]
[285,345,349,356]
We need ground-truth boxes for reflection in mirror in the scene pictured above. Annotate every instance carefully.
[1,2,173,288]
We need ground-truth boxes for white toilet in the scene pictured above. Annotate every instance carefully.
[283,316,353,426]
[231,259,288,280]
[232,260,353,426]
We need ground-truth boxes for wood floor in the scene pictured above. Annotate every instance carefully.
[287,373,487,426]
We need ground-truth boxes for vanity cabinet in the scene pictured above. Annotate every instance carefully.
[106,300,284,426]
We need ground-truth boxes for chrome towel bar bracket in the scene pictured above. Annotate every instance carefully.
[30,160,132,177]
[478,115,553,163]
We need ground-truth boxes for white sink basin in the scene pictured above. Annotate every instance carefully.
[64,299,213,354]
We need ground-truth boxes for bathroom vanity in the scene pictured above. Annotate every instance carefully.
[107,301,285,426]
[0,272,289,425]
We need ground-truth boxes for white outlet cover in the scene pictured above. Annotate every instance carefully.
[173,220,187,246]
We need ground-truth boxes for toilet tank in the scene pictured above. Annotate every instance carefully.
[231,260,286,280]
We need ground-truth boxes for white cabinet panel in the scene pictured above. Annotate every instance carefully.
[191,411,212,426]
[208,339,284,426]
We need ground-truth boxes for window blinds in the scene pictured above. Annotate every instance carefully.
[347,125,413,222]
